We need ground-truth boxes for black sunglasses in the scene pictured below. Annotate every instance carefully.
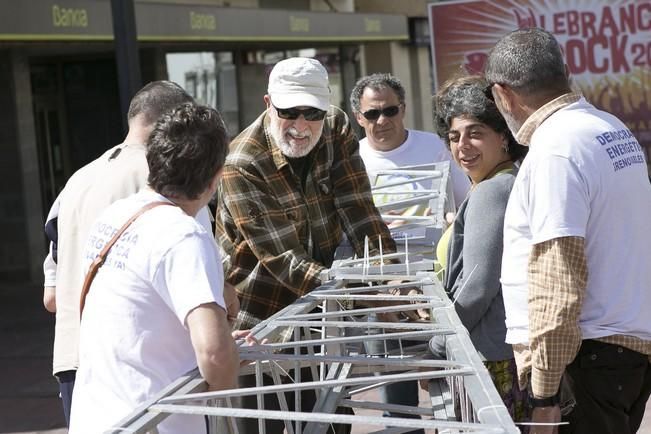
[273,105,327,121]
[360,104,402,121]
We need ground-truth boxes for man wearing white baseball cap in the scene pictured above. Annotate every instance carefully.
[215,57,395,433]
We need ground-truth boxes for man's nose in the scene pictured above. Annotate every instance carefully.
[376,113,390,124]
[293,115,309,129]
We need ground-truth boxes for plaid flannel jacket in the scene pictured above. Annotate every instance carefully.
[215,106,395,331]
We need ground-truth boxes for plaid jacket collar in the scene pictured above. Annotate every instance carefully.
[516,92,582,146]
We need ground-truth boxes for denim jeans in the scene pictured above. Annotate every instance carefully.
[54,369,76,427]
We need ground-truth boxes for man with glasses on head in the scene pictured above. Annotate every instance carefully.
[215,57,395,433]
[351,73,470,219]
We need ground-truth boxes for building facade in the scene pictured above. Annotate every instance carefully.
[1,0,437,281]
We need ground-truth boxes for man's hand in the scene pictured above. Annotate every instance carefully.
[530,405,561,434]
[383,209,407,229]
[223,282,239,325]
[357,283,430,323]
[384,287,430,322]
[387,220,408,229]
[232,329,259,345]
[232,330,267,367]
[43,286,56,313]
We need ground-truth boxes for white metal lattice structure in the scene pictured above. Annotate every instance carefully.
[371,161,455,249]
[335,161,454,264]
[109,248,519,434]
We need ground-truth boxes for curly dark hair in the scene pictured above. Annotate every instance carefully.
[147,103,228,200]
[433,74,527,162]
[350,73,406,113]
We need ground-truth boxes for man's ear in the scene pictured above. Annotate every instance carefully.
[564,63,571,81]
[353,111,365,127]
[492,83,513,113]
[263,94,271,109]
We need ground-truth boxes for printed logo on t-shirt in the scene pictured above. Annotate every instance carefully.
[596,128,647,172]
[85,223,139,270]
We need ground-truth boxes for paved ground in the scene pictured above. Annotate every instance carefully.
[1,281,650,434]
[0,282,66,434]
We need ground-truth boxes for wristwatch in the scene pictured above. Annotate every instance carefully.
[529,390,560,408]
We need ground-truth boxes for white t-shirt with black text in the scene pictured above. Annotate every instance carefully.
[69,190,226,434]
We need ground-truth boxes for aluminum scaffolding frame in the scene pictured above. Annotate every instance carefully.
[107,163,519,433]
[335,161,453,264]
[371,161,453,218]
[109,250,519,433]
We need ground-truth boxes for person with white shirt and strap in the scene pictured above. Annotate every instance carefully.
[69,103,244,434]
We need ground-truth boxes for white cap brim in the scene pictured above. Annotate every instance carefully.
[269,92,330,112]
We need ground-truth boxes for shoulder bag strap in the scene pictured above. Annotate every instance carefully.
[79,201,176,319]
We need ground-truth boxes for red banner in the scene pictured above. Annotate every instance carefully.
[428,0,651,159]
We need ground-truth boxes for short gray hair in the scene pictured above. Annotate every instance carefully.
[484,27,569,97]
[350,73,405,113]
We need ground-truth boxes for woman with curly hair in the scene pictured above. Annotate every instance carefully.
[430,74,530,429]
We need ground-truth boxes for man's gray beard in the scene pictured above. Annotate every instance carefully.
[493,93,523,138]
[502,109,523,139]
[270,124,323,158]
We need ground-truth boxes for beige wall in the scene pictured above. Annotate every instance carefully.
[310,0,354,12]
[354,1,436,134]
[137,0,258,7]
[359,42,434,133]
[355,0,429,17]
[139,0,353,9]
[415,45,435,133]
[238,63,268,127]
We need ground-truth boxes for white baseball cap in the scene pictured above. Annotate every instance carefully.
[267,57,331,111]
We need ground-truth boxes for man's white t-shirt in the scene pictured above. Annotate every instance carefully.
[359,129,470,211]
[501,98,651,344]
[69,190,226,434]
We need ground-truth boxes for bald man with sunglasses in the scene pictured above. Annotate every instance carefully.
[351,73,470,213]
[215,58,396,432]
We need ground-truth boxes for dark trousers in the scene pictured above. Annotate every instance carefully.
[560,339,651,434]
[236,368,351,434]
[55,370,76,427]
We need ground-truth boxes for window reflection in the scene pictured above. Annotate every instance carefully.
[166,52,239,136]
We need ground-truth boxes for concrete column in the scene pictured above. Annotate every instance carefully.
[360,42,392,76]
[410,45,435,133]
[387,42,415,130]
[339,45,359,114]
[237,62,268,128]
[9,50,44,282]
[140,48,169,84]
[358,41,431,132]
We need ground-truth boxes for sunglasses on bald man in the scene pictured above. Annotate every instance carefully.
[273,105,327,121]
[360,104,402,121]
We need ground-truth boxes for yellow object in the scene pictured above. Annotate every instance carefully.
[435,224,453,277]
